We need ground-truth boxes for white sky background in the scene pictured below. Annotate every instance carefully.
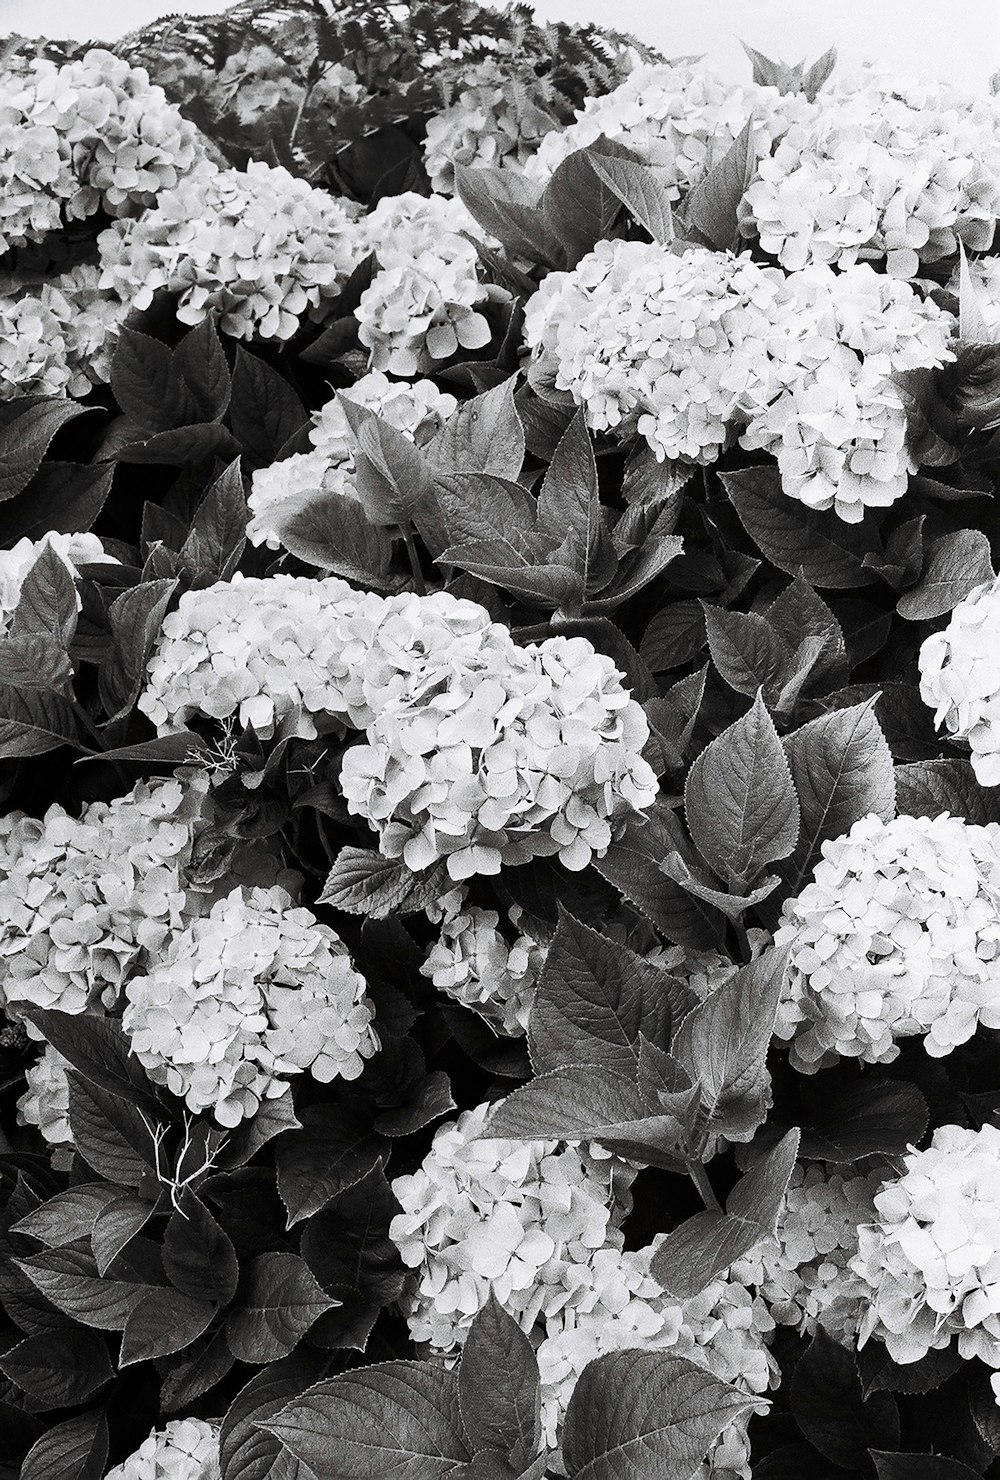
[0,0,997,92]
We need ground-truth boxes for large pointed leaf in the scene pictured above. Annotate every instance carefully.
[276,491,403,589]
[585,150,676,244]
[723,467,881,588]
[459,1297,540,1467]
[685,120,756,252]
[429,377,525,480]
[536,411,616,598]
[0,399,91,502]
[227,1253,338,1364]
[594,804,727,951]
[0,684,79,757]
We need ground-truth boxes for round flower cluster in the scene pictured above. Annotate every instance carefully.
[0,48,204,253]
[97,161,365,340]
[139,579,493,740]
[355,192,497,375]
[423,60,559,195]
[740,69,1000,277]
[122,885,378,1126]
[0,263,127,399]
[537,1244,776,1480]
[16,1043,72,1156]
[0,531,116,635]
[389,1101,633,1353]
[341,629,658,879]
[420,903,548,1036]
[247,372,456,549]
[919,575,1000,787]
[104,1419,221,1480]
[732,1163,882,1343]
[524,61,814,197]
[526,239,955,521]
[774,812,1000,1072]
[852,1123,1000,1368]
[0,775,208,1024]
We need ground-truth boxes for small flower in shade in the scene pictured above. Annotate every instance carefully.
[420,904,547,1036]
[123,886,377,1127]
[774,812,1000,1070]
[851,1124,1000,1369]
[104,1418,221,1480]
[16,1042,72,1155]
[0,775,208,1027]
[98,161,365,341]
[247,373,455,549]
[389,1102,634,1354]
[919,575,1000,787]
[0,531,116,634]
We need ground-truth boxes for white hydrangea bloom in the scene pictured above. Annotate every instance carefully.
[919,575,1000,787]
[420,904,547,1036]
[0,531,116,635]
[732,1163,881,1343]
[852,1124,1000,1367]
[538,1244,776,1480]
[341,629,658,879]
[524,61,813,198]
[0,775,208,1026]
[740,68,1000,277]
[355,192,496,375]
[389,1101,633,1353]
[423,60,558,195]
[16,1042,72,1152]
[774,812,1000,1071]
[123,886,377,1126]
[0,264,127,400]
[247,373,455,549]
[139,579,493,740]
[104,1418,220,1480]
[0,48,204,253]
[98,161,365,341]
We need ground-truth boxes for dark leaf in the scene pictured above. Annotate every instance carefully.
[896,529,994,619]
[594,803,727,951]
[895,759,997,824]
[300,1166,406,1350]
[685,120,756,252]
[220,1356,322,1480]
[0,685,79,758]
[179,458,248,581]
[111,328,200,434]
[791,1328,899,1468]
[23,1011,159,1113]
[0,1329,112,1409]
[723,466,882,588]
[14,1246,147,1330]
[702,604,790,697]
[459,1297,540,1467]
[9,544,78,647]
[226,1252,337,1364]
[275,1105,387,1227]
[160,1329,235,1413]
[0,400,91,503]
[798,1079,929,1162]
[871,1455,982,1479]
[163,1190,239,1305]
[119,1285,215,1366]
[19,1409,107,1480]
[66,1071,157,1187]
[172,316,231,422]
[276,490,402,588]
[230,347,308,469]
[0,460,113,543]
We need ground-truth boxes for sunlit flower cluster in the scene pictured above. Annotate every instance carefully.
[0,531,116,635]
[919,575,1000,787]
[16,1042,72,1154]
[423,60,558,194]
[341,629,658,879]
[98,161,365,340]
[0,48,203,253]
[389,1101,632,1353]
[0,775,208,1025]
[247,372,456,549]
[123,885,377,1126]
[740,69,1000,278]
[733,1163,882,1342]
[420,903,548,1035]
[774,812,1000,1071]
[104,1418,221,1480]
[0,263,127,399]
[852,1124,1000,1368]
[523,60,813,198]
[526,239,954,521]
[355,192,497,374]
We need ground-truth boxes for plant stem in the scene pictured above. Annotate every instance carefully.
[404,527,426,595]
[687,1157,722,1212]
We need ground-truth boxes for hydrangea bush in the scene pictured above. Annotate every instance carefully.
[2,6,1000,1480]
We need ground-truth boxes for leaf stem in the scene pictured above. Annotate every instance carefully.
[687,1157,722,1212]
[403,527,426,595]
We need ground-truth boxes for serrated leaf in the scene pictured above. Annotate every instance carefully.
[585,149,675,243]
[0,1328,112,1409]
[672,947,788,1141]
[896,528,994,620]
[540,146,626,268]
[0,684,79,757]
[528,908,673,1074]
[456,164,564,270]
[430,377,524,479]
[179,457,248,581]
[0,399,91,503]
[24,1010,159,1112]
[0,459,113,543]
[797,1079,928,1162]
[9,544,79,647]
[172,316,231,422]
[91,1193,154,1275]
[66,1071,157,1187]
[111,328,201,434]
[640,601,707,672]
[894,758,995,824]
[300,1167,406,1352]
[11,1184,120,1249]
[791,1328,899,1469]
[685,691,800,887]
[536,410,617,601]
[723,466,881,588]
[0,632,71,690]
[435,473,544,560]
[659,852,779,922]
[163,1190,239,1305]
[594,803,727,951]
[439,544,583,608]
[349,409,440,531]
[161,1329,235,1414]
[275,1105,387,1227]
[15,1246,147,1330]
[782,700,895,892]
[767,577,849,692]
[19,1408,107,1480]
[562,1350,754,1480]
[227,1252,337,1364]
[230,346,308,469]
[220,1356,321,1480]
[100,576,178,721]
[460,1297,540,1467]
[267,1361,470,1479]
[685,120,756,252]
[319,848,450,919]
[275,490,402,588]
[650,1129,800,1297]
[871,1454,982,1479]
[702,604,791,697]
[119,1284,216,1366]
